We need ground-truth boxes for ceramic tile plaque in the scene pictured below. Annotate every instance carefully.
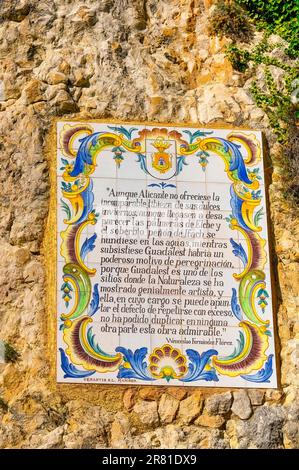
[56,121,278,388]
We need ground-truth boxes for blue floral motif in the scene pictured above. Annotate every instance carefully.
[230,238,248,267]
[177,155,188,173]
[251,190,262,200]
[61,181,72,192]
[231,288,243,321]
[75,180,95,225]
[183,129,214,143]
[116,347,155,381]
[60,280,73,308]
[80,233,97,260]
[230,185,249,231]
[218,138,252,185]
[108,125,138,140]
[148,182,176,189]
[257,287,269,313]
[88,283,100,317]
[136,153,147,173]
[69,133,101,177]
[116,347,220,382]
[59,348,95,379]
[60,157,71,171]
[241,354,274,383]
[196,150,210,171]
[180,349,219,382]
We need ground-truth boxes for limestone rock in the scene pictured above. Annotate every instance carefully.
[265,390,285,403]
[123,389,136,412]
[46,71,67,85]
[133,401,159,427]
[31,426,65,449]
[283,420,299,448]
[139,387,162,401]
[231,391,252,420]
[166,388,187,401]
[131,424,222,449]
[23,260,44,283]
[0,81,5,102]
[22,79,43,105]
[0,0,31,22]
[110,413,131,449]
[178,393,203,424]
[247,390,265,406]
[195,413,225,428]
[62,404,111,449]
[50,90,78,114]
[72,6,97,28]
[205,392,232,415]
[72,70,90,88]
[158,394,179,424]
[227,406,285,448]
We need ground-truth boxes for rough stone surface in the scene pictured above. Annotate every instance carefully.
[131,424,227,449]
[139,388,163,402]
[178,393,203,424]
[110,413,131,449]
[133,401,159,427]
[158,394,179,425]
[0,0,298,449]
[195,413,225,429]
[231,391,252,420]
[247,390,265,406]
[226,406,286,449]
[123,389,137,412]
[205,392,233,415]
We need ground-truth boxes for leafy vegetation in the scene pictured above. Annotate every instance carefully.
[207,1,299,203]
[225,33,299,203]
[225,33,299,144]
[236,0,299,58]
[208,0,253,42]
[225,44,250,72]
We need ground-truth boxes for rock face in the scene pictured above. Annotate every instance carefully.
[158,394,179,425]
[0,0,298,449]
[231,391,252,420]
[205,391,233,415]
[178,393,203,425]
[227,406,286,449]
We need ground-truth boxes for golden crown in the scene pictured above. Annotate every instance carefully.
[152,137,171,152]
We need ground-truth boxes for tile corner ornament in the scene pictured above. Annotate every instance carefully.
[56,121,277,388]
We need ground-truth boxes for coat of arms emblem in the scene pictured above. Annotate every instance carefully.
[151,137,173,174]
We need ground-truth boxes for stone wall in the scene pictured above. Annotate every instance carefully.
[0,0,298,449]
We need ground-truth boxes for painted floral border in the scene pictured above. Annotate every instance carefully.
[57,122,275,385]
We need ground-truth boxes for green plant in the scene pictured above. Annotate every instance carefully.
[249,65,293,143]
[208,0,254,42]
[225,31,299,205]
[236,0,299,58]
[225,33,299,143]
[225,44,251,72]
[4,342,20,363]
